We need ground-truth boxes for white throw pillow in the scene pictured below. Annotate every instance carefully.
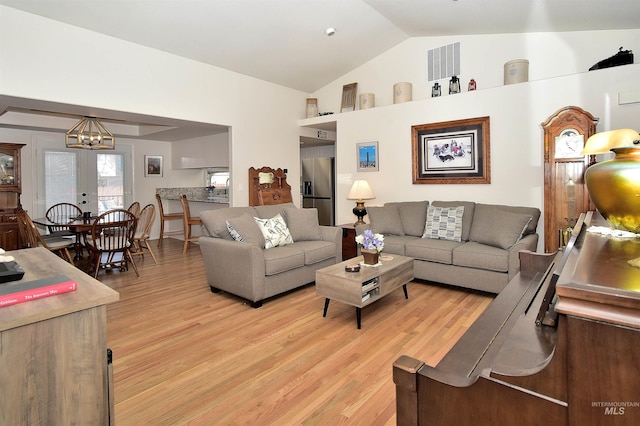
[253,213,294,249]
[422,205,464,242]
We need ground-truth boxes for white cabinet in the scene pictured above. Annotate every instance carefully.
[172,133,230,169]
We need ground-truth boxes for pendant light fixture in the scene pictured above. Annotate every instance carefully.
[65,116,115,149]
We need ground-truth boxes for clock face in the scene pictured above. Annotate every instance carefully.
[555,129,584,158]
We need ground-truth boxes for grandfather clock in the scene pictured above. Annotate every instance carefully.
[542,106,598,252]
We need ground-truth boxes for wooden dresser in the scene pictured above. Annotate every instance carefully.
[394,212,640,425]
[0,248,119,424]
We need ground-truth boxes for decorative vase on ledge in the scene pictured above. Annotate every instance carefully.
[361,249,380,265]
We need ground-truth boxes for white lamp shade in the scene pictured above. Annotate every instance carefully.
[347,180,375,200]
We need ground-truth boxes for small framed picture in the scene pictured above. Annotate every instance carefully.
[357,141,379,172]
[144,155,163,177]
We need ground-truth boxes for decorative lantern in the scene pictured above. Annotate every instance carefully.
[449,76,460,94]
[431,82,441,97]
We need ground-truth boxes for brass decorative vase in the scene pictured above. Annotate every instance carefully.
[584,146,640,233]
[361,249,379,265]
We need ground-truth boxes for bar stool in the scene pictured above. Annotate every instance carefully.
[180,194,202,254]
[156,193,183,247]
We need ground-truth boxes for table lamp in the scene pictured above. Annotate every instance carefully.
[347,180,375,226]
[581,128,640,233]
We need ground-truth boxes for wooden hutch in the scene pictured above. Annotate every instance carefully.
[0,143,25,250]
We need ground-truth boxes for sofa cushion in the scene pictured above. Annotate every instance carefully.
[386,201,429,237]
[453,242,509,272]
[478,203,541,235]
[253,203,296,219]
[262,245,305,275]
[283,207,322,241]
[225,214,265,248]
[422,205,464,242]
[289,240,336,265]
[469,205,533,249]
[254,213,294,249]
[431,201,475,241]
[368,206,405,236]
[380,235,412,256]
[405,238,464,265]
[200,207,257,240]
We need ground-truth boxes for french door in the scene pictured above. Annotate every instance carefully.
[35,139,133,217]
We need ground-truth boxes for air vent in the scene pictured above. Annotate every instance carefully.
[427,42,460,82]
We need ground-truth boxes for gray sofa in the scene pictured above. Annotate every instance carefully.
[358,201,540,294]
[199,203,341,307]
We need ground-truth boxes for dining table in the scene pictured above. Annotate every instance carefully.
[33,215,97,260]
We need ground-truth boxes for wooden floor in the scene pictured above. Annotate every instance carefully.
[99,238,492,425]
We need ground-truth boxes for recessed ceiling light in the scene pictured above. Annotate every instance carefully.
[325,27,336,36]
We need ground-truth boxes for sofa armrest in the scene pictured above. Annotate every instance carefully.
[320,225,342,263]
[198,236,267,302]
[506,233,539,281]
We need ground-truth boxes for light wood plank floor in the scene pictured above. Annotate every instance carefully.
[100,239,492,425]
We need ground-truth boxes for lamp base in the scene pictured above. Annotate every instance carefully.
[352,200,367,227]
[585,146,640,233]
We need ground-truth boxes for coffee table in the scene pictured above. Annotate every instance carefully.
[315,254,414,329]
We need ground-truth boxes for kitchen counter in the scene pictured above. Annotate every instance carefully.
[156,187,229,204]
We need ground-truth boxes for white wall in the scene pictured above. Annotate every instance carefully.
[309,30,640,252]
[312,30,640,111]
[172,133,230,169]
[0,6,308,210]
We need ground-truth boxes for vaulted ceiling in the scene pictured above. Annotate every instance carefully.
[1,0,638,140]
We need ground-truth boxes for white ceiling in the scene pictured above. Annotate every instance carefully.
[1,0,638,140]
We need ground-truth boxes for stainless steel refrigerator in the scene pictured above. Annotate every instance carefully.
[302,157,335,226]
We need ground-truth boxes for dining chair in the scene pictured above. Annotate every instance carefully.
[45,202,82,235]
[17,209,75,265]
[127,201,141,218]
[84,209,139,278]
[180,194,202,254]
[131,203,158,264]
[156,193,183,247]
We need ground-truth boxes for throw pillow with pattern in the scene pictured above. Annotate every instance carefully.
[254,213,294,249]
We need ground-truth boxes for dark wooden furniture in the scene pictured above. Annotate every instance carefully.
[0,143,25,250]
[84,209,139,278]
[339,223,357,260]
[248,166,293,206]
[17,209,75,265]
[45,202,82,234]
[542,106,597,252]
[0,247,119,424]
[394,211,640,425]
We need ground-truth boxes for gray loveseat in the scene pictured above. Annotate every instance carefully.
[358,201,540,294]
[199,203,341,307]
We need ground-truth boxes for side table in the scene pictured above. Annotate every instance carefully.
[339,224,357,260]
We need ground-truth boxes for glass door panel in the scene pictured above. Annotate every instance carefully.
[36,139,132,217]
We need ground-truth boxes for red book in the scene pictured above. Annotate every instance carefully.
[0,275,77,308]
